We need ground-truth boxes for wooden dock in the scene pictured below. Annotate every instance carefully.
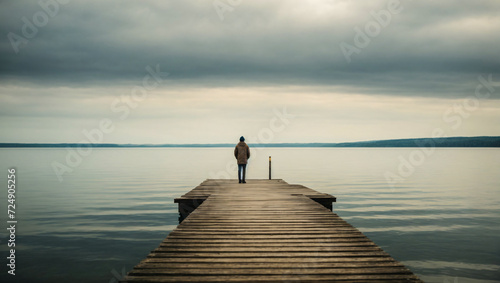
[121,179,422,282]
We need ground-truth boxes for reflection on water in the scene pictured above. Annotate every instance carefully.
[0,148,499,283]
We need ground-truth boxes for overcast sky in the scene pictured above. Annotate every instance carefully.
[1,0,499,144]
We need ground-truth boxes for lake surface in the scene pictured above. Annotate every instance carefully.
[0,148,499,283]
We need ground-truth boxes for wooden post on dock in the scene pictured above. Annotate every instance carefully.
[269,156,271,180]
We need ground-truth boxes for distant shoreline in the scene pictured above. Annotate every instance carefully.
[1,136,499,148]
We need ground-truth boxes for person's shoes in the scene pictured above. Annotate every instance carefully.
[239,180,242,183]
[242,180,246,183]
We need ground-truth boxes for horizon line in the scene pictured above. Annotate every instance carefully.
[1,136,499,147]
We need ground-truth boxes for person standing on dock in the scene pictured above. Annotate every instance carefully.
[234,136,250,183]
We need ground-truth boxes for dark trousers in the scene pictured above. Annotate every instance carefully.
[238,164,246,182]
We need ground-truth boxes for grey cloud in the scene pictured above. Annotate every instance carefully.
[0,0,499,98]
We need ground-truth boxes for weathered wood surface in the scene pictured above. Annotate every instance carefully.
[121,179,422,282]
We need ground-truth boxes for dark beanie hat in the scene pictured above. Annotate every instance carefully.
[240,136,245,142]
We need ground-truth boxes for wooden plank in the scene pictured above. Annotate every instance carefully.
[161,238,372,243]
[129,266,411,276]
[152,246,383,253]
[146,252,392,259]
[123,274,421,282]
[164,234,366,239]
[158,242,377,247]
[141,257,400,264]
[133,261,406,269]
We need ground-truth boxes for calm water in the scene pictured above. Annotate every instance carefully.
[0,148,499,283]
